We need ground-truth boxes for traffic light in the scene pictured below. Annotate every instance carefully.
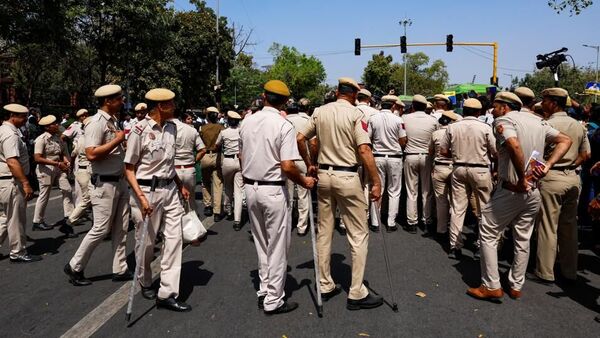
[354,38,361,56]
[446,34,453,52]
[400,36,407,54]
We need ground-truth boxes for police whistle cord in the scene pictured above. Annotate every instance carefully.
[308,193,323,317]
[373,200,399,312]
[126,176,158,322]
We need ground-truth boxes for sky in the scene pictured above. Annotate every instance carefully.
[172,0,600,91]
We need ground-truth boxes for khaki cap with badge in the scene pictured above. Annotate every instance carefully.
[541,87,569,98]
[3,103,29,114]
[264,80,291,97]
[145,88,175,102]
[395,98,406,107]
[494,91,523,106]
[463,98,482,110]
[358,89,372,97]
[412,94,428,105]
[514,87,535,99]
[76,109,88,117]
[94,84,122,98]
[442,110,459,121]
[206,106,219,114]
[338,77,360,91]
[433,94,450,103]
[39,115,57,126]
[227,111,242,120]
[134,103,147,111]
[381,95,399,102]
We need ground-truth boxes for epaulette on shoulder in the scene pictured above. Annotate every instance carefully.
[133,123,146,135]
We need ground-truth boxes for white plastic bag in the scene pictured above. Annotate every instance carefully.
[182,203,207,243]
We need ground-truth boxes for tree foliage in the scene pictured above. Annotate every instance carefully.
[548,0,594,15]
[515,64,597,102]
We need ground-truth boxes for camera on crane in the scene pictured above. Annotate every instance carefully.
[536,47,568,70]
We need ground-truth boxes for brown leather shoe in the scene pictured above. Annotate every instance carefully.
[508,288,521,300]
[466,285,504,301]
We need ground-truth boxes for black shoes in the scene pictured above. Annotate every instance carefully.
[386,225,398,233]
[213,213,224,222]
[336,227,347,236]
[64,264,92,286]
[226,213,234,221]
[406,224,417,234]
[32,222,52,231]
[112,270,133,282]
[346,292,384,310]
[141,286,157,300]
[156,297,192,312]
[320,285,342,301]
[448,248,463,260]
[9,253,42,263]
[369,225,380,233]
[233,222,242,231]
[203,207,213,217]
[257,295,265,309]
[264,301,298,315]
[59,220,77,238]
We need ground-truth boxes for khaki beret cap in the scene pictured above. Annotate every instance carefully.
[395,98,405,107]
[426,102,433,109]
[463,98,482,110]
[206,106,219,114]
[39,115,57,126]
[227,111,242,120]
[433,94,450,102]
[76,109,88,117]
[134,103,147,111]
[145,88,175,102]
[299,98,310,106]
[338,77,360,90]
[264,80,291,96]
[514,87,535,99]
[3,103,28,114]
[541,87,569,98]
[381,95,399,103]
[442,110,459,121]
[94,84,122,98]
[494,91,522,106]
[82,116,92,127]
[412,94,428,105]
[358,89,372,97]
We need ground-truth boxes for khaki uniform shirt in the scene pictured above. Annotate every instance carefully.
[34,131,68,172]
[62,121,83,141]
[299,99,371,167]
[441,116,496,165]
[494,110,559,185]
[240,106,300,181]
[124,116,177,180]
[173,119,205,166]
[0,122,30,176]
[199,123,224,151]
[216,127,241,156]
[430,126,452,165]
[402,111,439,154]
[85,110,125,176]
[368,109,406,155]
[544,111,590,166]
[356,103,379,122]
[73,133,90,168]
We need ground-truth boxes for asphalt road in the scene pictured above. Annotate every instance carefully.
[1,187,599,337]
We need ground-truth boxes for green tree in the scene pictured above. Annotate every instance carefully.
[266,43,326,100]
[362,52,394,96]
[222,53,265,109]
[515,65,597,103]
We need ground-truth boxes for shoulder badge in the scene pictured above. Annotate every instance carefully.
[133,123,146,135]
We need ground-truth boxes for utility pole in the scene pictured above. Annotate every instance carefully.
[583,44,599,103]
[399,18,412,96]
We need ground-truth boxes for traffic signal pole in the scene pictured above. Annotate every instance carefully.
[358,41,499,86]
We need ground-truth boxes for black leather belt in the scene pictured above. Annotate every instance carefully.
[206,150,216,154]
[0,176,13,180]
[550,165,577,171]
[374,154,403,159]
[223,154,238,159]
[404,152,429,156]
[243,177,285,186]
[175,164,195,169]
[97,175,122,182]
[318,164,359,172]
[454,163,488,168]
[78,166,87,170]
[435,161,452,166]
[138,177,174,188]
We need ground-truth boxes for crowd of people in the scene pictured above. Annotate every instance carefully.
[1,77,600,315]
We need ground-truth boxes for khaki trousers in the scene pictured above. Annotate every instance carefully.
[131,182,184,300]
[479,186,541,291]
[68,169,91,223]
[69,178,130,274]
[404,154,433,225]
[432,164,453,234]
[286,160,309,233]
[370,156,403,227]
[200,153,223,214]
[536,171,580,281]
[449,166,492,249]
[317,169,369,300]
[176,167,198,214]
[246,184,291,311]
[222,157,244,223]
[33,167,74,223]
[0,180,27,257]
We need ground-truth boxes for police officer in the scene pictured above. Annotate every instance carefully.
[441,98,497,259]
[403,94,438,234]
[61,109,89,143]
[173,112,205,215]
[216,111,243,231]
[432,94,450,120]
[125,88,191,312]
[467,92,571,301]
[134,103,147,122]
[514,87,536,113]
[429,110,459,237]
[0,104,41,263]
[356,89,378,122]
[534,88,591,283]
[199,106,224,220]
[240,80,316,314]
[394,98,406,117]
[298,77,383,311]
[66,117,92,225]
[368,94,407,232]
[65,84,132,286]
[32,115,75,235]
